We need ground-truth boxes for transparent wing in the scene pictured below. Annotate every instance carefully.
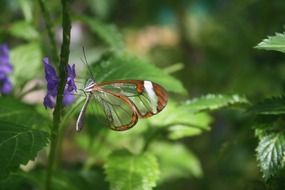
[88,90,138,131]
[97,80,168,118]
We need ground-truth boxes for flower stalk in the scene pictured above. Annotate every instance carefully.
[45,0,71,189]
[38,0,59,63]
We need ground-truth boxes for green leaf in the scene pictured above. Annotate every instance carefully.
[168,125,206,140]
[9,21,39,40]
[0,97,50,132]
[104,151,160,190]
[91,52,187,94]
[0,173,29,190]
[0,122,49,180]
[24,169,109,190]
[255,32,285,53]
[185,94,249,112]
[80,16,124,50]
[149,100,212,139]
[10,42,42,87]
[256,133,285,179]
[249,96,285,115]
[18,0,33,22]
[150,142,202,182]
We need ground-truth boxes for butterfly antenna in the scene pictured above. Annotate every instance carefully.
[82,46,96,82]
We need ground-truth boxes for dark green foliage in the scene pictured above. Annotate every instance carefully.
[249,96,285,115]
[0,97,50,131]
[2,0,285,189]
[250,32,285,184]
[0,122,49,180]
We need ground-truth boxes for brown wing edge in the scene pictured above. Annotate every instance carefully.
[138,82,168,118]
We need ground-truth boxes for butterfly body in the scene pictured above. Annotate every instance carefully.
[76,80,168,131]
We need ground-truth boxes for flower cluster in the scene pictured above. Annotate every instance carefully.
[0,44,13,94]
[43,57,77,109]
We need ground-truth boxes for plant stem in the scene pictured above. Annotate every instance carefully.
[45,0,71,189]
[37,0,59,63]
[142,127,161,152]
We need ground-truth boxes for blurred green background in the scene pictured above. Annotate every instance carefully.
[1,0,285,189]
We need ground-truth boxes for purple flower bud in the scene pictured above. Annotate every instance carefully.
[0,43,13,94]
[43,93,57,109]
[63,92,75,106]
[43,57,77,109]
[66,64,77,92]
[0,77,12,95]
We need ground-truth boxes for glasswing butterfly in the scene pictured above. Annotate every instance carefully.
[76,79,168,131]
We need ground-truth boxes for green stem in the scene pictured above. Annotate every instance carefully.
[142,127,161,152]
[38,0,59,63]
[45,0,71,189]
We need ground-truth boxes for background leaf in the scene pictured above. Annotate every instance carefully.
[20,169,109,190]
[10,42,42,87]
[150,142,202,182]
[8,21,39,40]
[249,96,285,115]
[80,16,124,50]
[185,94,249,113]
[0,122,49,180]
[0,97,50,132]
[256,133,285,179]
[91,52,187,94]
[255,33,285,53]
[105,151,160,190]
[149,100,212,139]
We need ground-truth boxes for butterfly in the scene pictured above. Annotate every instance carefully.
[76,79,168,131]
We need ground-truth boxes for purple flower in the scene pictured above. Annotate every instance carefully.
[66,64,76,92]
[43,57,77,109]
[0,44,13,94]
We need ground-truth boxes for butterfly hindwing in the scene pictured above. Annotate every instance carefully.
[92,90,138,131]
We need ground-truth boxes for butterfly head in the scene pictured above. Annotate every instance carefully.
[83,79,96,93]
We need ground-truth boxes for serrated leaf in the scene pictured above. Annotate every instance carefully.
[9,21,39,40]
[249,96,285,115]
[0,97,50,132]
[80,16,124,50]
[104,151,160,190]
[150,142,202,182]
[185,94,249,112]
[256,133,285,179]
[0,122,49,180]
[255,32,285,53]
[91,52,187,94]
[10,42,42,87]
